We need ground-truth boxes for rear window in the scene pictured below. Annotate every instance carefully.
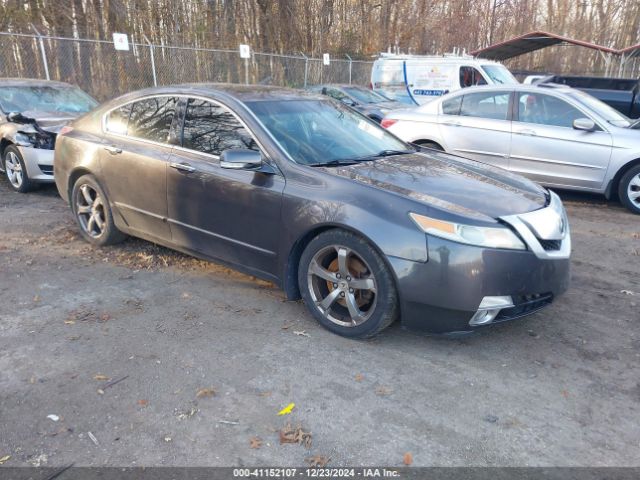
[105,103,132,135]
[442,96,462,115]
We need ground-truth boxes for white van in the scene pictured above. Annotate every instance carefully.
[371,53,518,105]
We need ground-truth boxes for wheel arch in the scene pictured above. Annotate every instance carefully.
[0,138,13,159]
[67,167,94,202]
[606,157,640,199]
[282,223,401,306]
[413,138,444,149]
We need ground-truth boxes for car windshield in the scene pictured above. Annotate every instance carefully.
[342,87,390,104]
[246,99,412,165]
[481,65,518,85]
[0,86,97,114]
[569,89,632,127]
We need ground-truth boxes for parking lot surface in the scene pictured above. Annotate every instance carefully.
[0,181,638,467]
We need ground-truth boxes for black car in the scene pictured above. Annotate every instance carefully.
[54,84,570,338]
[308,84,407,123]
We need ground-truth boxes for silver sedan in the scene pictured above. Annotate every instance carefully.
[383,84,640,214]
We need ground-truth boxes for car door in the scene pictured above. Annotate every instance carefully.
[437,90,512,168]
[510,91,613,189]
[100,96,178,241]
[166,97,285,279]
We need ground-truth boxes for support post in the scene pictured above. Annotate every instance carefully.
[244,57,249,85]
[346,54,352,84]
[31,25,50,80]
[144,35,157,87]
[301,53,309,88]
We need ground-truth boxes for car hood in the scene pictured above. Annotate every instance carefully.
[18,110,83,133]
[321,152,548,221]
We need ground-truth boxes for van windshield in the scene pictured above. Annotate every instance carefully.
[481,65,517,85]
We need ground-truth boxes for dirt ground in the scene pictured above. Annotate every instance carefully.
[0,180,638,468]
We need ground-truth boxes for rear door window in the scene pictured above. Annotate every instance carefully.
[517,93,586,128]
[181,98,258,157]
[128,96,179,143]
[459,91,510,120]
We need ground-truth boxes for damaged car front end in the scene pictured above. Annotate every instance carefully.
[0,79,97,192]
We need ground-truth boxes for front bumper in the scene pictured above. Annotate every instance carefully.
[390,192,571,333]
[17,146,54,182]
[389,239,570,333]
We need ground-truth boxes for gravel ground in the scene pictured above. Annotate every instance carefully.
[0,180,638,467]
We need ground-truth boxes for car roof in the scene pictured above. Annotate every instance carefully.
[440,83,575,97]
[110,83,326,104]
[0,78,76,88]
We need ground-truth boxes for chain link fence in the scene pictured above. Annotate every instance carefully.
[0,32,374,101]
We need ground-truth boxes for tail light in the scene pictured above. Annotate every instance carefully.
[59,126,74,135]
[380,118,398,129]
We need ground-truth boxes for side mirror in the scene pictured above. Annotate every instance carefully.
[341,97,357,107]
[573,118,596,132]
[220,149,263,170]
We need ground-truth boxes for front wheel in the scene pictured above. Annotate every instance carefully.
[71,174,126,246]
[3,145,34,193]
[618,165,640,214]
[298,229,399,338]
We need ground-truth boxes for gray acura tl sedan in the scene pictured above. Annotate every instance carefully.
[54,84,570,338]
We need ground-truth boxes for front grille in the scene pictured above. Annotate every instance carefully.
[38,164,54,175]
[494,293,553,323]
[538,238,562,251]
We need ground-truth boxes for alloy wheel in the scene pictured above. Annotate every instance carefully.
[627,173,640,207]
[307,245,378,327]
[75,184,106,238]
[5,152,23,189]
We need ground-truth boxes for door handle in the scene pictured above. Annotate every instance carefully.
[517,129,537,136]
[103,145,122,154]
[170,162,196,173]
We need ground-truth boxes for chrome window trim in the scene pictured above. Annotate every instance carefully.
[100,93,272,163]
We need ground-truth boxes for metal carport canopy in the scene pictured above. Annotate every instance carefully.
[470,30,617,60]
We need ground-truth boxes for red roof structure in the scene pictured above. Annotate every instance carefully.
[471,31,617,60]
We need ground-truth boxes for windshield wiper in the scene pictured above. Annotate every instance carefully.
[346,149,416,162]
[310,159,359,167]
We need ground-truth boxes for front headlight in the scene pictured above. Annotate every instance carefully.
[409,212,526,250]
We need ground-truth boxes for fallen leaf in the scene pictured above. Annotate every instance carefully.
[279,423,312,449]
[293,330,310,337]
[93,374,110,381]
[375,385,393,396]
[0,455,10,465]
[137,399,149,407]
[258,391,272,397]
[33,295,40,303]
[249,436,262,449]
[403,452,413,465]
[100,313,111,322]
[64,320,76,325]
[278,403,295,416]
[561,389,570,398]
[354,373,363,382]
[306,455,330,467]
[196,387,216,399]
[97,389,105,395]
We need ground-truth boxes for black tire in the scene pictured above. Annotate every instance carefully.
[3,145,35,193]
[298,229,399,339]
[71,174,126,246]
[618,164,640,214]
[414,140,444,151]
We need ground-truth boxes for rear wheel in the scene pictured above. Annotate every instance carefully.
[618,165,640,214]
[414,140,444,151]
[298,229,398,338]
[71,174,126,246]
[3,146,34,193]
